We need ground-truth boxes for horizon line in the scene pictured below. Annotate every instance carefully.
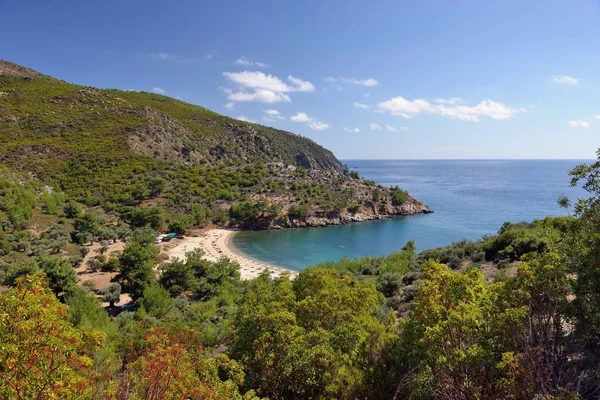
[340,158,595,161]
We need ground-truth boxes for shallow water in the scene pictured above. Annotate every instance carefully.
[231,160,589,270]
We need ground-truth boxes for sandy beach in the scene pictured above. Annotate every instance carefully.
[165,229,299,280]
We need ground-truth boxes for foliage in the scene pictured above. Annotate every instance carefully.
[390,185,408,205]
[287,204,310,218]
[73,212,100,244]
[0,273,100,399]
[111,326,257,400]
[37,255,78,295]
[230,269,394,399]
[102,282,122,307]
[114,231,159,299]
[138,283,174,319]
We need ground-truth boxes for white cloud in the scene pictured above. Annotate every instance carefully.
[363,93,370,98]
[224,102,234,110]
[150,52,173,60]
[595,115,600,120]
[385,124,408,132]
[568,120,590,128]
[236,115,256,123]
[235,56,269,67]
[205,53,214,60]
[224,71,291,92]
[370,123,383,130]
[288,76,315,92]
[377,96,522,121]
[290,112,329,130]
[344,127,360,133]
[223,71,315,103]
[553,75,579,84]
[290,112,311,122]
[228,90,291,103]
[152,87,166,95]
[353,102,369,109]
[308,121,330,130]
[324,76,379,87]
[263,109,285,120]
[434,97,462,105]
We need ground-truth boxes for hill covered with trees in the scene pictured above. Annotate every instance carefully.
[0,60,428,231]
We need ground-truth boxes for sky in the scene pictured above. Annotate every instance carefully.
[1,0,599,159]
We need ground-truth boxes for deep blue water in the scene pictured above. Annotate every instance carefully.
[231,160,590,270]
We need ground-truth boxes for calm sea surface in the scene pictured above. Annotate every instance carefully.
[231,160,590,270]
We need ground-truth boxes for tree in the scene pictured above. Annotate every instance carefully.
[398,263,498,399]
[557,194,571,215]
[377,272,404,297]
[121,206,165,230]
[159,258,197,296]
[138,283,174,319]
[193,255,240,299]
[0,273,100,399]
[38,255,77,295]
[113,327,257,400]
[191,203,211,226]
[490,252,573,398]
[231,269,392,399]
[102,283,122,308]
[63,200,81,218]
[73,213,99,244]
[115,239,158,300]
[129,226,156,246]
[66,287,120,397]
[390,186,408,206]
[43,223,70,253]
[561,153,600,394]
[168,216,190,236]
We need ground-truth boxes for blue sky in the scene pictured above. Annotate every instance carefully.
[1,0,599,159]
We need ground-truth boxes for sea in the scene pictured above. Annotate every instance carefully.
[230,160,591,271]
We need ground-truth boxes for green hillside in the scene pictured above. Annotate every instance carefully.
[0,60,428,229]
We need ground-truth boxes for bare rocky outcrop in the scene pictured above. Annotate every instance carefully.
[0,60,42,79]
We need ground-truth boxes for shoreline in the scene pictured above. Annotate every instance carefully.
[165,229,299,280]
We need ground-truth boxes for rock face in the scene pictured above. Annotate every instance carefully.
[240,193,431,230]
[0,60,42,79]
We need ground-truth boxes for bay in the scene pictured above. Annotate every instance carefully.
[231,160,589,271]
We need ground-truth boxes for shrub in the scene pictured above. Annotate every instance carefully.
[390,186,408,206]
[347,204,362,214]
[288,204,310,218]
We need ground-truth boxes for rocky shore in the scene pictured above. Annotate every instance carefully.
[243,194,432,229]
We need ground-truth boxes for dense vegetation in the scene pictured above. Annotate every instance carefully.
[0,60,426,231]
[4,150,600,398]
[3,59,600,398]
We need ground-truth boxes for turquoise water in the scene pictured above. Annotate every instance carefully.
[231,160,590,271]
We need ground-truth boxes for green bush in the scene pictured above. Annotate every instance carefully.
[390,186,408,205]
[288,204,310,218]
[347,204,362,214]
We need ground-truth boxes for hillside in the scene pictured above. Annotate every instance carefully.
[0,60,429,229]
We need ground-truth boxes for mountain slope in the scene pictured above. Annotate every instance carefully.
[0,60,429,229]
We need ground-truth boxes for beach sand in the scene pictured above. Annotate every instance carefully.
[165,229,298,280]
